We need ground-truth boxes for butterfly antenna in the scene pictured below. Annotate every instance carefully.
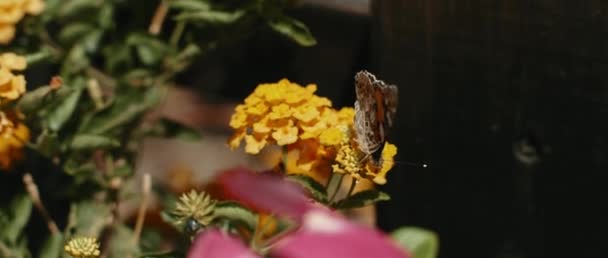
[391,160,429,168]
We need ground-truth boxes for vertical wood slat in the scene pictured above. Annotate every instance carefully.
[372,1,606,257]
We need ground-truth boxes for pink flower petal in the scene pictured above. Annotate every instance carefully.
[218,168,314,219]
[272,209,411,258]
[188,229,261,258]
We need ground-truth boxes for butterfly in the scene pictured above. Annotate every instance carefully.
[353,70,399,168]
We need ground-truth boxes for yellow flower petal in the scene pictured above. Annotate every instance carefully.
[268,103,292,120]
[371,143,398,185]
[227,128,246,149]
[252,117,271,134]
[0,110,29,170]
[0,68,12,85]
[245,102,268,116]
[0,25,16,45]
[271,124,298,146]
[0,52,27,70]
[319,127,344,146]
[0,6,25,24]
[0,72,26,100]
[229,109,248,129]
[244,134,267,154]
[25,0,45,15]
[292,104,319,123]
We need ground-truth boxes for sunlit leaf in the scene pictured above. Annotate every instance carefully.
[332,189,390,209]
[267,15,316,46]
[0,195,32,244]
[214,201,257,231]
[47,88,82,131]
[175,10,245,24]
[286,174,327,203]
[169,0,210,11]
[38,233,64,258]
[391,227,439,258]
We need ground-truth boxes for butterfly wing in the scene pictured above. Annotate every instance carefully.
[354,71,399,165]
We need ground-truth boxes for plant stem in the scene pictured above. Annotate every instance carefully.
[149,0,169,35]
[346,176,358,198]
[132,173,151,246]
[328,173,344,204]
[22,173,60,235]
[170,21,186,47]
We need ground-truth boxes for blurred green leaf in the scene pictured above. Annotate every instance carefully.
[38,233,64,258]
[35,130,60,156]
[81,86,163,134]
[391,227,439,258]
[106,224,140,258]
[63,45,90,73]
[82,30,104,53]
[214,201,257,231]
[175,10,245,24]
[169,0,210,11]
[70,134,120,150]
[332,189,390,209]
[267,15,316,46]
[98,4,114,29]
[0,195,32,244]
[48,88,82,131]
[127,34,169,66]
[286,174,327,203]
[59,23,96,44]
[58,0,100,18]
[17,86,53,114]
[73,201,111,237]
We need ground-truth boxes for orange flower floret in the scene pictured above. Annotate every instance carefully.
[0,110,29,170]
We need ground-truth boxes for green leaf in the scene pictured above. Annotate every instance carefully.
[17,86,53,114]
[175,10,245,24]
[391,227,439,258]
[73,201,111,237]
[81,86,163,134]
[106,224,140,258]
[0,195,32,244]
[160,211,181,232]
[59,23,96,44]
[38,233,64,258]
[127,34,169,66]
[57,0,100,18]
[98,4,114,29]
[286,174,327,203]
[48,88,82,131]
[63,45,90,73]
[70,134,120,150]
[35,130,60,156]
[332,189,390,209]
[169,0,210,11]
[214,201,257,230]
[267,15,316,46]
[82,30,104,53]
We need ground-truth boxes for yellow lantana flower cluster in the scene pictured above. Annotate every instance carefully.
[0,52,29,170]
[0,0,45,44]
[0,110,30,170]
[0,53,27,102]
[228,79,335,154]
[228,79,398,185]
